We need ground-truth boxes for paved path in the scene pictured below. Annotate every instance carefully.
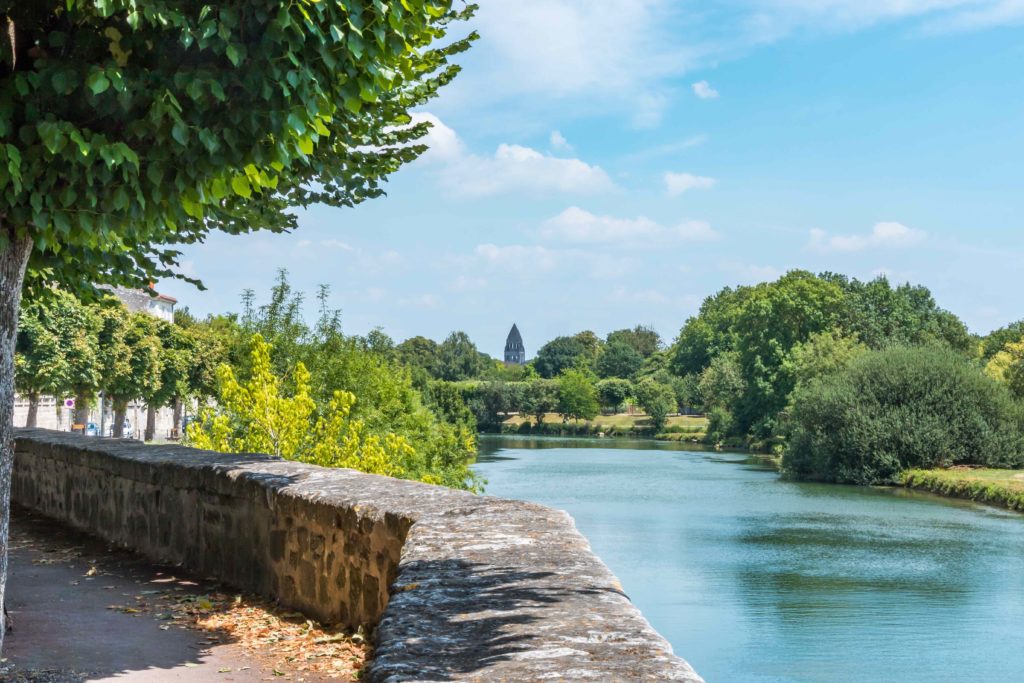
[4,509,331,682]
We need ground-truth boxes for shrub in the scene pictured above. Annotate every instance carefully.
[706,406,733,443]
[784,345,1024,484]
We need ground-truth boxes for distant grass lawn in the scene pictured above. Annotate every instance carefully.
[901,468,1024,512]
[501,412,708,434]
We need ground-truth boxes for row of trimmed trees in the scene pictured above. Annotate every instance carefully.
[15,290,219,439]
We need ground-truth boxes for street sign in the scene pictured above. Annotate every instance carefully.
[65,398,75,408]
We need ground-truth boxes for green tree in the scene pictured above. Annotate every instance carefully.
[596,378,632,414]
[697,351,746,411]
[634,378,677,431]
[187,335,481,490]
[573,330,604,362]
[98,307,163,438]
[732,271,847,436]
[821,273,972,352]
[15,289,102,427]
[522,379,559,426]
[595,341,644,379]
[985,337,1024,400]
[534,336,588,379]
[607,325,662,358]
[0,0,474,644]
[557,369,599,423]
[143,322,195,441]
[670,286,751,376]
[437,331,486,381]
[783,330,868,396]
[397,336,440,377]
[785,346,1024,484]
[15,296,65,427]
[982,321,1024,361]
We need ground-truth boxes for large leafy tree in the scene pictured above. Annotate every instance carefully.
[557,369,599,423]
[14,296,64,426]
[99,307,163,437]
[15,289,100,427]
[436,331,485,381]
[595,340,643,379]
[534,335,588,379]
[143,321,194,441]
[0,1,473,642]
[607,325,662,359]
[634,378,677,432]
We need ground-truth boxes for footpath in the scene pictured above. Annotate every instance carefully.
[3,509,360,682]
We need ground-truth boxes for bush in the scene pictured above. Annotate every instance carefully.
[705,406,733,443]
[784,345,1024,484]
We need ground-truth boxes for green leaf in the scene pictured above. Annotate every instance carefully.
[226,44,244,66]
[86,70,111,95]
[231,175,252,198]
[37,122,65,155]
[198,129,219,153]
[172,122,189,146]
[210,177,229,200]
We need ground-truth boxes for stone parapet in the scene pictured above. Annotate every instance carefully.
[12,429,702,682]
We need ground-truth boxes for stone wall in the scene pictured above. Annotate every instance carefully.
[12,429,703,682]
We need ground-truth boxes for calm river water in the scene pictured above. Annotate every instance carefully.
[472,436,1024,683]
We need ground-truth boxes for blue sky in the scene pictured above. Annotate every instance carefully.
[159,0,1024,358]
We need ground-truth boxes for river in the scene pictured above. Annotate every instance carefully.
[472,436,1024,683]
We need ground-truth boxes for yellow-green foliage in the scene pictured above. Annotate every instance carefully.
[985,337,1024,398]
[901,468,1024,512]
[188,334,456,487]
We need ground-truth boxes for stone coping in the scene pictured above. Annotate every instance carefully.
[12,429,702,682]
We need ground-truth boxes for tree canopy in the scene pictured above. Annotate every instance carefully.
[4,0,475,295]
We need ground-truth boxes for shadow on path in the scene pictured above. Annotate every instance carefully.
[4,507,338,682]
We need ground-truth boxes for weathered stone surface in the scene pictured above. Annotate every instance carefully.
[13,429,703,682]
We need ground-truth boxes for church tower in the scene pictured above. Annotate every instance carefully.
[504,324,526,365]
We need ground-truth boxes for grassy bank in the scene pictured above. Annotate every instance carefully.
[499,413,708,440]
[901,468,1024,512]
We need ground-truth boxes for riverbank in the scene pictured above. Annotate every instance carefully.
[498,412,708,440]
[901,468,1024,512]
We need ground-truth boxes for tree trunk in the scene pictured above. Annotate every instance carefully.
[0,235,34,655]
[113,400,127,438]
[172,398,183,439]
[145,404,156,442]
[25,392,38,428]
[73,394,91,430]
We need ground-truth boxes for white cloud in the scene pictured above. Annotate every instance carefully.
[474,244,561,272]
[433,1,1024,130]
[664,172,717,196]
[321,239,356,251]
[632,92,669,128]
[808,222,926,252]
[410,112,464,162]
[540,206,720,245]
[467,242,635,279]
[412,113,614,197]
[467,1,696,97]
[692,80,720,99]
[550,130,572,151]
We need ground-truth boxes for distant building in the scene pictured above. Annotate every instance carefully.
[504,324,526,365]
[111,285,177,323]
